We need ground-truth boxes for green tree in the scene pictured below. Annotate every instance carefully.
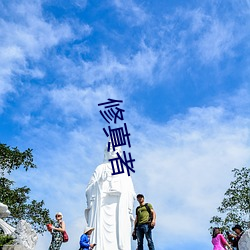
[0,143,52,233]
[210,167,250,232]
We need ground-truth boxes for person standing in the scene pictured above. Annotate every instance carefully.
[49,212,66,250]
[133,194,156,250]
[231,225,244,250]
[79,227,96,250]
[211,227,232,250]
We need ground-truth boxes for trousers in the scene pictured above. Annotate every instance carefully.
[136,223,155,250]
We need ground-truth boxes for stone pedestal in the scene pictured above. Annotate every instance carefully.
[2,246,26,250]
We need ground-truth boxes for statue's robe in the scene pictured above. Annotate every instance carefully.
[239,229,250,250]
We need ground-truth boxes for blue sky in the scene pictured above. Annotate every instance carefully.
[1,0,250,249]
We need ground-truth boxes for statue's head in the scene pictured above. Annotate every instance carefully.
[103,139,122,162]
[0,202,10,218]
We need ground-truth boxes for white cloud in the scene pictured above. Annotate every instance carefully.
[73,0,87,9]
[223,84,250,114]
[188,8,210,33]
[0,0,75,110]
[127,43,158,84]
[112,0,148,26]
[48,84,121,120]
[196,20,235,63]
[0,2,73,58]
[82,48,127,85]
[81,45,158,86]
[159,7,240,68]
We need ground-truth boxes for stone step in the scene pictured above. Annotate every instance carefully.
[1,245,26,250]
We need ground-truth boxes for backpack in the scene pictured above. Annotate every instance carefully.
[136,203,154,229]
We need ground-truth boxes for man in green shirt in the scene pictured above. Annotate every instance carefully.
[133,194,156,250]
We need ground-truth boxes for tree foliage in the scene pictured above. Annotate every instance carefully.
[0,144,36,175]
[0,234,14,246]
[0,143,52,233]
[210,167,250,232]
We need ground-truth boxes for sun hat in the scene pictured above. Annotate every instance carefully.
[55,212,63,218]
[84,227,95,234]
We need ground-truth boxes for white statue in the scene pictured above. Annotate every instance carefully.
[85,142,136,250]
[0,203,37,250]
[0,202,11,218]
[13,220,38,250]
[0,202,15,235]
[239,229,250,250]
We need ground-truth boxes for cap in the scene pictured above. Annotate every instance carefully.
[137,194,144,198]
[232,225,243,231]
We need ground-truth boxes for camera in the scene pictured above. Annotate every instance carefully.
[132,231,137,240]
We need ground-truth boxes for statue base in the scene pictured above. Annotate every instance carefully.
[1,245,26,250]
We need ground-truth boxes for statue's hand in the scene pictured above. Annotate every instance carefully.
[102,169,110,180]
[129,213,134,222]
